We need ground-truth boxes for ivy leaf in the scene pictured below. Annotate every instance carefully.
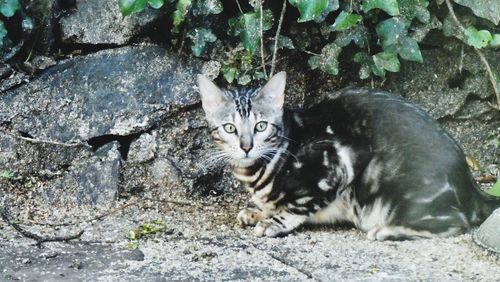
[172,0,192,32]
[399,37,423,63]
[274,35,295,50]
[335,24,369,47]
[118,0,147,16]
[464,27,492,49]
[376,17,423,63]
[490,34,500,48]
[221,65,237,83]
[1,169,13,178]
[486,180,500,197]
[238,74,252,85]
[192,0,222,16]
[308,43,342,75]
[0,0,20,17]
[453,0,500,25]
[376,17,406,51]
[398,0,429,24]
[361,0,399,16]
[353,52,371,79]
[147,0,164,9]
[188,28,216,57]
[333,11,362,31]
[0,21,6,48]
[228,10,273,52]
[288,0,328,22]
[373,51,400,73]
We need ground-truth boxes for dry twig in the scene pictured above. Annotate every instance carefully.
[1,208,84,248]
[259,0,268,79]
[270,0,287,77]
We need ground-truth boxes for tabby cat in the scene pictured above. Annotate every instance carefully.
[197,72,499,240]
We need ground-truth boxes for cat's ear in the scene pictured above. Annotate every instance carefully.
[259,71,286,109]
[197,74,225,116]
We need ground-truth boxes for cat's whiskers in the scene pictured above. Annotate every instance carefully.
[197,150,229,173]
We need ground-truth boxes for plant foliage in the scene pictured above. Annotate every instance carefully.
[0,0,33,61]
[120,1,500,85]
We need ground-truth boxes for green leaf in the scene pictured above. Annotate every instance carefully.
[0,0,20,17]
[376,17,423,63]
[490,34,500,48]
[118,0,147,16]
[486,181,500,197]
[238,74,252,85]
[147,0,164,9]
[288,0,328,22]
[464,27,492,49]
[21,17,34,32]
[335,24,369,47]
[353,52,371,79]
[376,17,406,51]
[308,43,342,75]
[1,170,13,179]
[276,35,295,49]
[333,11,362,31]
[453,0,500,25]
[0,21,6,48]
[398,0,429,24]
[172,0,192,32]
[373,51,400,72]
[221,66,237,83]
[188,28,216,56]
[228,10,273,52]
[399,37,423,63]
[192,0,222,16]
[361,0,399,16]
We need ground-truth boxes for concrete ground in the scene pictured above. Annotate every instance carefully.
[0,196,499,281]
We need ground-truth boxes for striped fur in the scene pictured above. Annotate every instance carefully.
[198,74,500,240]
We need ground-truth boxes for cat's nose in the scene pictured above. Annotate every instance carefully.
[240,144,253,153]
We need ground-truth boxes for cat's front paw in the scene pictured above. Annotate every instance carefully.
[237,208,265,226]
[254,219,290,237]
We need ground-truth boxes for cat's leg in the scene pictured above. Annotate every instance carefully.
[254,210,308,237]
[366,225,462,241]
[237,208,267,226]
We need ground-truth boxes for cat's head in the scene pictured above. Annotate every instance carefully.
[197,72,287,168]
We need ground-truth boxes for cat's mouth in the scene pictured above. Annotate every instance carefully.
[231,156,259,167]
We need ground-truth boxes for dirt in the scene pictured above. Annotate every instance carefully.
[1,194,498,281]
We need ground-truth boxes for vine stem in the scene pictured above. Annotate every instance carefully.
[260,0,268,79]
[444,0,500,110]
[270,0,287,77]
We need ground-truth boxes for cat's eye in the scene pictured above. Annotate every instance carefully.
[223,123,237,134]
[255,121,268,132]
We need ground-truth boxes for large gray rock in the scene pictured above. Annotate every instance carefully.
[474,208,500,253]
[0,44,205,207]
[0,44,202,143]
[60,0,164,45]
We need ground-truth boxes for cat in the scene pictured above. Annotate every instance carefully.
[197,72,499,240]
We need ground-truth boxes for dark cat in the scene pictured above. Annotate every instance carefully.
[197,72,499,240]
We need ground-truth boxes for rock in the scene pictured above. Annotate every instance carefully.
[0,66,29,92]
[387,46,499,120]
[474,208,500,253]
[44,142,122,205]
[128,132,157,163]
[0,131,120,206]
[60,0,164,45]
[0,44,203,143]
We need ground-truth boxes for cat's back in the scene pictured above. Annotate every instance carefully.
[305,87,464,161]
